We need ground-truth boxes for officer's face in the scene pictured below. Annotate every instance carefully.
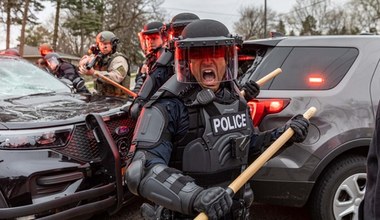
[145,34,163,52]
[190,57,226,92]
[98,41,112,55]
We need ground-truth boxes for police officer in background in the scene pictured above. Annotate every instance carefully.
[45,52,89,93]
[133,21,168,94]
[125,19,310,220]
[38,43,54,73]
[79,31,130,98]
[129,13,200,119]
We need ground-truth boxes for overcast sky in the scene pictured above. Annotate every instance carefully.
[0,0,348,50]
[160,0,298,33]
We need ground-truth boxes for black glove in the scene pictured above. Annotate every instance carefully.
[241,80,260,101]
[193,187,233,220]
[283,114,310,143]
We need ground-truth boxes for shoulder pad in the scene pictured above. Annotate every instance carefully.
[155,49,173,67]
[133,105,167,148]
[145,75,191,107]
[159,74,190,97]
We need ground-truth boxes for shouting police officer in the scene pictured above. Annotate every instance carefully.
[79,31,130,98]
[125,19,310,220]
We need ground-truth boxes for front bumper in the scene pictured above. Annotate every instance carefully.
[0,183,116,219]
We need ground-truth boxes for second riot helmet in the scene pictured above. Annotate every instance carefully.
[169,13,200,39]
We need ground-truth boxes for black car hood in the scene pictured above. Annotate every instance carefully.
[0,93,128,123]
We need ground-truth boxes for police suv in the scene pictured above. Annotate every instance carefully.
[239,35,380,220]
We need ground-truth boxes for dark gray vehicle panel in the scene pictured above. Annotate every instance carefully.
[242,36,380,207]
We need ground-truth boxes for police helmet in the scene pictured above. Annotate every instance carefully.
[169,13,200,38]
[39,43,54,57]
[96,31,120,53]
[44,52,62,71]
[174,19,240,85]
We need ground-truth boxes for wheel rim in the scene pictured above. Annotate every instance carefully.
[333,173,366,220]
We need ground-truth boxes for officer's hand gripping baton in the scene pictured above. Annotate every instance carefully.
[240,68,282,96]
[93,72,137,98]
[194,106,317,220]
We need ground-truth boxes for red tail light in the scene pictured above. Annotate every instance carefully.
[238,55,255,61]
[247,98,290,126]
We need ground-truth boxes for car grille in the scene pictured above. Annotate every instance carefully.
[55,116,136,162]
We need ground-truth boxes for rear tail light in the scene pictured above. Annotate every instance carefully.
[247,98,290,126]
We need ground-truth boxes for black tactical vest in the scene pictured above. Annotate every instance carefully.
[155,81,252,187]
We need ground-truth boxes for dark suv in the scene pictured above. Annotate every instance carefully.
[239,35,380,220]
[0,55,135,219]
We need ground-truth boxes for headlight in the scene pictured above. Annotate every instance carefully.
[0,125,73,149]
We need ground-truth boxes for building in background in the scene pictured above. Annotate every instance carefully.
[0,45,80,65]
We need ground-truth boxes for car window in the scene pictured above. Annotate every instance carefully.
[248,46,358,90]
[0,58,71,98]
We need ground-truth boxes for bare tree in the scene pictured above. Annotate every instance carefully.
[103,0,165,64]
[2,0,23,49]
[233,5,277,40]
[52,0,61,50]
[19,0,31,55]
[348,0,380,33]
[286,0,331,35]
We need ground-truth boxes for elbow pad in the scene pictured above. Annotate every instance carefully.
[139,164,203,215]
[125,150,147,196]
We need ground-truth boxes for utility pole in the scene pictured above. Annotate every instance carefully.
[264,0,267,38]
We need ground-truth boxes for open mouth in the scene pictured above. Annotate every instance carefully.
[202,69,216,85]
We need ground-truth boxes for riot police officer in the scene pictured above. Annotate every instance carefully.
[125,19,310,220]
[129,14,200,119]
[133,21,168,94]
[79,31,130,98]
[45,52,88,93]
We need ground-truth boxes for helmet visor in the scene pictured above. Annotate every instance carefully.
[138,32,147,54]
[46,56,59,71]
[175,45,237,84]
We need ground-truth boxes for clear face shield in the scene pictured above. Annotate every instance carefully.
[46,56,60,71]
[175,43,238,91]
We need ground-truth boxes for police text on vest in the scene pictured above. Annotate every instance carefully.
[211,112,247,135]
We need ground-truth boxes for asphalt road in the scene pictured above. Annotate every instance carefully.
[93,198,312,220]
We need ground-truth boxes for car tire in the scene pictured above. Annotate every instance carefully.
[309,155,366,220]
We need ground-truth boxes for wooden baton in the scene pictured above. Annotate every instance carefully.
[240,68,282,97]
[94,72,137,98]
